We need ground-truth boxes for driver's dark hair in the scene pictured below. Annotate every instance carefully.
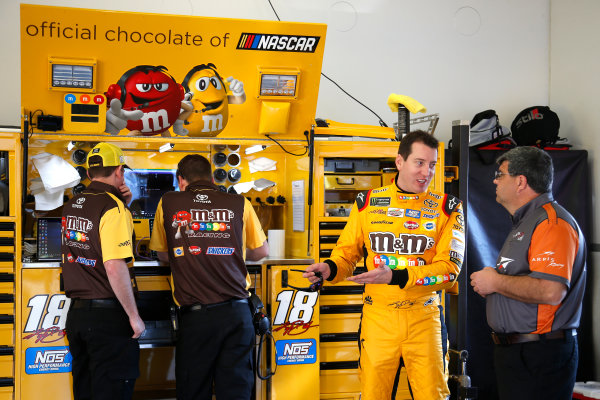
[397,130,439,160]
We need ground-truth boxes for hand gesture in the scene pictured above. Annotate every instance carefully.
[105,98,143,135]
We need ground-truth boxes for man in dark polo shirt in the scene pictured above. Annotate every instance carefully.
[149,154,268,400]
[470,147,586,400]
[62,142,145,400]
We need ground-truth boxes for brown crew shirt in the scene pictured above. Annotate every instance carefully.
[61,181,136,299]
[149,181,266,306]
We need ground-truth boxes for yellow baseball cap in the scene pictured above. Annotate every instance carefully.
[86,142,129,168]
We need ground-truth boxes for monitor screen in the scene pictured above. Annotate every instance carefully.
[37,217,62,261]
[125,169,178,218]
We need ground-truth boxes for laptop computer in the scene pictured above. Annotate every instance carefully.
[37,217,62,262]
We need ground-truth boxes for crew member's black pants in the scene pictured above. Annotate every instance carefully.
[176,299,254,400]
[66,301,140,400]
[494,334,578,400]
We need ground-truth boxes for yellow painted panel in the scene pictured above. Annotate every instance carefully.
[0,304,14,315]
[0,324,14,346]
[319,313,360,334]
[0,355,14,377]
[320,342,359,363]
[320,394,360,400]
[320,369,360,394]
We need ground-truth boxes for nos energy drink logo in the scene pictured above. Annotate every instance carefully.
[275,339,317,365]
[237,33,320,53]
[25,346,72,374]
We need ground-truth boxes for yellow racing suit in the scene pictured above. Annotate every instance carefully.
[325,182,464,400]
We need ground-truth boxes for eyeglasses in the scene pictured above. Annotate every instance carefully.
[494,171,512,180]
[287,269,324,292]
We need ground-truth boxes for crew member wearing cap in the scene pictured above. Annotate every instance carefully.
[149,154,268,400]
[62,142,145,400]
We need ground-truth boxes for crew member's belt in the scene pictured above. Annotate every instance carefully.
[70,298,121,309]
[180,298,248,314]
[491,329,577,345]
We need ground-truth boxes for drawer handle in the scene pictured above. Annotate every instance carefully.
[335,177,355,185]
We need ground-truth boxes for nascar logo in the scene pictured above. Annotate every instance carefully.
[237,33,320,53]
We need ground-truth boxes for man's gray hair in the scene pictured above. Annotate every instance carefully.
[496,147,553,194]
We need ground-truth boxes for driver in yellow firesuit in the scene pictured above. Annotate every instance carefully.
[305,130,464,399]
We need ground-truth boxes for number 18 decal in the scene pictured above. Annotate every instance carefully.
[23,294,71,343]
[272,290,318,336]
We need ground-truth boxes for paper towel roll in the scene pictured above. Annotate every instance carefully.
[268,229,285,258]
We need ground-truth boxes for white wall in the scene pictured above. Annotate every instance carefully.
[1,0,550,142]
[550,0,600,380]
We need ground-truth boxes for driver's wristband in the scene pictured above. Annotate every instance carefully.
[389,268,409,288]
[324,259,337,281]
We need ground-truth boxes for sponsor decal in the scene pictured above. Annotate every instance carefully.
[424,222,435,231]
[424,199,438,208]
[237,33,321,53]
[496,257,514,271]
[387,208,404,217]
[513,231,525,241]
[450,257,462,267]
[206,247,235,255]
[421,207,437,214]
[275,339,317,365]
[369,232,434,255]
[188,246,201,255]
[370,197,391,207]
[173,247,184,257]
[456,214,464,226]
[416,273,456,286]
[65,241,90,250]
[451,239,465,253]
[449,250,463,262]
[374,254,400,269]
[428,192,442,200]
[72,197,86,209]
[405,209,421,218]
[75,256,96,267]
[404,221,419,230]
[372,220,393,225]
[369,209,386,215]
[397,194,419,200]
[452,230,465,242]
[25,346,72,374]
[65,216,92,233]
[188,231,231,239]
[118,240,131,247]
[67,254,74,263]
[394,256,425,268]
[193,194,211,204]
[422,213,439,219]
[372,188,388,194]
[423,297,435,307]
[452,224,464,232]
[356,192,366,203]
[446,196,458,211]
[529,251,564,269]
[364,295,373,305]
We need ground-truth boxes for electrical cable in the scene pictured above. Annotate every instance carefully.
[265,1,389,128]
[256,331,278,380]
[267,0,281,21]
[265,132,309,157]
